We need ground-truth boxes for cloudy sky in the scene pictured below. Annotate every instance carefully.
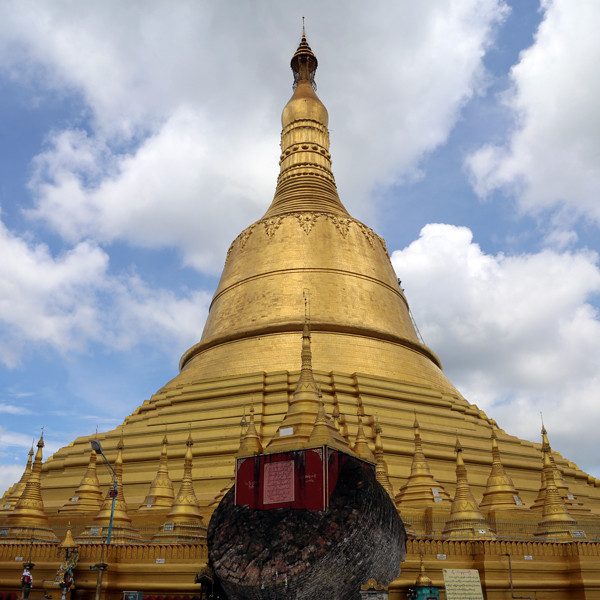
[1,1,599,493]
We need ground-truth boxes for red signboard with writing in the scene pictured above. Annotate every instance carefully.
[235,446,351,511]
[264,460,295,504]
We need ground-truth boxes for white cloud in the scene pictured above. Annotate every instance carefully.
[0,404,30,415]
[0,430,34,450]
[0,429,64,495]
[0,212,210,367]
[0,1,508,271]
[466,0,600,229]
[28,108,274,272]
[0,464,24,497]
[0,217,108,366]
[391,223,600,474]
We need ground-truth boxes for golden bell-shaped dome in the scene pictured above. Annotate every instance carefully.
[175,29,454,400]
[176,26,451,398]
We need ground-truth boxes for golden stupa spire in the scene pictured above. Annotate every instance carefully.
[374,420,394,498]
[479,429,525,511]
[2,432,58,541]
[305,396,355,454]
[139,434,175,510]
[59,449,103,514]
[78,434,141,543]
[237,405,263,456]
[332,404,341,431]
[1,444,34,512]
[395,413,450,507]
[154,431,205,542]
[442,439,495,539]
[353,411,375,463]
[531,424,588,514]
[534,445,580,540]
[264,26,348,218]
[266,304,322,452]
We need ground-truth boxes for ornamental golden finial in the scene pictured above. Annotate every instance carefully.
[291,23,318,90]
[264,28,348,219]
[415,555,433,587]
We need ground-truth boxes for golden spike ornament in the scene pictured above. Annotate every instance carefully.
[479,429,525,511]
[153,431,205,542]
[139,434,175,510]
[353,411,375,463]
[374,420,394,498]
[59,449,103,514]
[0,444,34,513]
[266,314,322,452]
[534,445,579,540]
[395,413,450,507]
[1,432,58,541]
[78,436,141,543]
[237,405,263,457]
[442,439,495,539]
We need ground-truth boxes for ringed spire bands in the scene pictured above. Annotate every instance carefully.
[265,30,347,218]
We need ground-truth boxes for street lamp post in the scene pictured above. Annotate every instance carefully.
[91,439,117,600]
[91,440,118,544]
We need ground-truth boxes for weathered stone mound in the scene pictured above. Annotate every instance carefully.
[208,457,406,600]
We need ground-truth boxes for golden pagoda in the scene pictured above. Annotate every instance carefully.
[394,414,451,508]
[530,425,589,515]
[59,450,103,514]
[34,28,600,527]
[0,444,33,514]
[353,412,376,463]
[442,439,495,539]
[534,444,580,541]
[138,434,174,510]
[374,421,394,498]
[236,406,263,457]
[77,436,142,544]
[153,432,205,542]
[1,433,58,541]
[479,429,525,512]
[1,27,599,600]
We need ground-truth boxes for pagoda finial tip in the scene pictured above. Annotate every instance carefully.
[291,26,318,89]
[540,414,548,437]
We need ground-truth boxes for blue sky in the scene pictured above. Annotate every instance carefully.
[1,1,599,493]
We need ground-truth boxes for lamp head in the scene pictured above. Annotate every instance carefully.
[91,440,103,454]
